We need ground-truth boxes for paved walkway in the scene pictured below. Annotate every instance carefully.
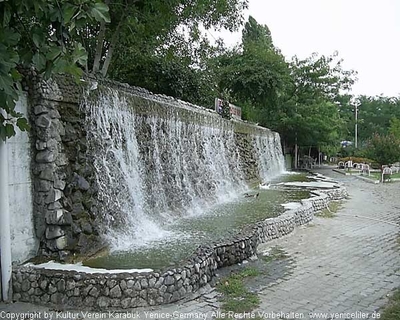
[254,168,400,318]
[1,168,399,319]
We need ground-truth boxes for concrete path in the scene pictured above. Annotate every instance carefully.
[1,168,399,319]
[254,168,400,318]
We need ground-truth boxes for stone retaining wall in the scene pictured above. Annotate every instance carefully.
[25,75,282,260]
[12,186,348,309]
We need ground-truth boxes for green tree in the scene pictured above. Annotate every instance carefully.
[366,133,400,165]
[0,0,110,140]
[278,52,356,153]
[92,0,248,77]
[356,96,400,144]
[389,117,400,138]
[216,16,290,122]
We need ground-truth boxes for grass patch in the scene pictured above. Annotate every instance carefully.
[217,267,261,313]
[380,289,400,320]
[370,172,400,180]
[317,201,342,218]
[261,246,288,263]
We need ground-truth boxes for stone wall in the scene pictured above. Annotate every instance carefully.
[26,75,279,260]
[12,186,348,309]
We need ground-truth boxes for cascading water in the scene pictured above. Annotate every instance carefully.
[85,88,263,251]
[253,132,286,182]
[85,91,170,250]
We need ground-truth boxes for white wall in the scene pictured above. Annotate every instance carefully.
[7,94,38,263]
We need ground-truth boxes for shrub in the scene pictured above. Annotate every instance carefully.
[365,133,400,166]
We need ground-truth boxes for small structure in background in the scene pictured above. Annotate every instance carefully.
[337,161,345,169]
[299,155,316,169]
[345,160,353,170]
[382,166,393,182]
[340,140,353,148]
[215,98,242,120]
[361,163,370,176]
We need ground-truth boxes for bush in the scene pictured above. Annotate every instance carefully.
[338,157,375,164]
[365,133,400,166]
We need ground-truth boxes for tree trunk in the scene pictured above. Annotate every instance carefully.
[92,20,106,73]
[100,20,123,77]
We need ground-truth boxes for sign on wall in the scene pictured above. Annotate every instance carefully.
[215,98,242,120]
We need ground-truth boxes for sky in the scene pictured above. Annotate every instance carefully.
[214,0,400,97]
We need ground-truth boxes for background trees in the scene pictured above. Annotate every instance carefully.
[2,2,398,164]
[0,0,248,140]
[213,17,357,157]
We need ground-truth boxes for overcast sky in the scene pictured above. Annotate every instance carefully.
[215,0,400,97]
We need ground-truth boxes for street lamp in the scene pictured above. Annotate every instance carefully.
[355,103,358,149]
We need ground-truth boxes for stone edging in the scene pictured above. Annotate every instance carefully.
[12,185,348,309]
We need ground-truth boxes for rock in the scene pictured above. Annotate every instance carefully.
[46,210,71,225]
[74,174,90,191]
[34,105,49,115]
[57,279,66,292]
[48,284,57,294]
[55,236,68,250]
[121,297,131,309]
[89,286,99,297]
[97,296,110,308]
[56,153,68,166]
[148,278,156,288]
[140,279,148,289]
[66,280,75,291]
[109,285,122,298]
[54,178,66,190]
[47,201,63,210]
[72,203,85,217]
[49,110,61,119]
[84,296,96,307]
[36,114,52,128]
[36,140,47,151]
[46,139,58,151]
[126,280,135,288]
[36,150,56,163]
[120,280,127,291]
[154,277,164,289]
[35,179,52,192]
[71,190,83,203]
[81,221,93,234]
[164,275,175,286]
[13,282,21,293]
[64,124,78,142]
[46,225,65,239]
[78,233,88,247]
[45,189,63,204]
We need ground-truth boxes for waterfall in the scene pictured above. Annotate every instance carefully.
[253,132,285,182]
[85,91,170,250]
[84,88,285,251]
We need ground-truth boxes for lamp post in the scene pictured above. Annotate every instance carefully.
[355,103,358,149]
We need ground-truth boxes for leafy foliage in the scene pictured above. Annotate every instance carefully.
[0,0,110,140]
[95,0,248,77]
[215,16,290,120]
[389,117,400,139]
[366,133,400,165]
[355,96,400,144]
[215,16,357,154]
